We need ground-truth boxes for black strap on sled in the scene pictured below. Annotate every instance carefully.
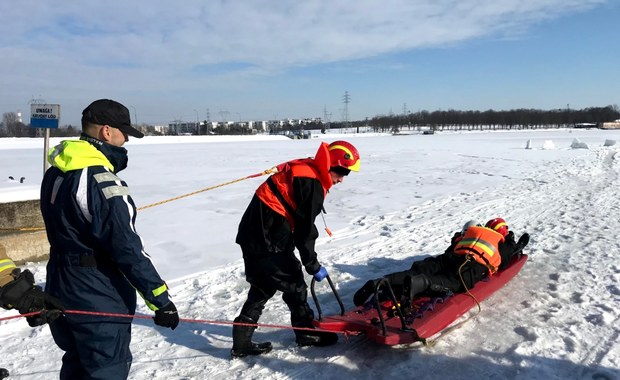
[372,278,416,336]
[310,274,345,321]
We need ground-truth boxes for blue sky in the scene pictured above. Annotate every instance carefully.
[1,0,618,126]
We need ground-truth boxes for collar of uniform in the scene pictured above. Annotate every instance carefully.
[80,133,129,173]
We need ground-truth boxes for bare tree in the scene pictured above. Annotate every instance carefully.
[2,112,30,136]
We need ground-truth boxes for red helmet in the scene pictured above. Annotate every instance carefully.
[486,218,508,237]
[328,140,360,172]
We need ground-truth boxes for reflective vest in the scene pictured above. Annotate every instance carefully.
[255,143,333,230]
[453,226,504,275]
[0,253,17,287]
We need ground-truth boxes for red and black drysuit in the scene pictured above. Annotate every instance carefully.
[235,143,333,328]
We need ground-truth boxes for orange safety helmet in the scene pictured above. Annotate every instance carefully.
[328,140,360,172]
[486,217,509,237]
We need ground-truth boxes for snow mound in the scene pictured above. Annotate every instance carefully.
[570,138,589,149]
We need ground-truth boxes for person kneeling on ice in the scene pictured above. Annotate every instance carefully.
[232,141,360,358]
[353,218,530,310]
[0,245,64,380]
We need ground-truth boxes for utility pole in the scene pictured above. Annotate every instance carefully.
[342,91,350,131]
[205,108,211,134]
[28,96,50,171]
[193,109,199,134]
[403,103,410,130]
[129,106,138,127]
[218,110,230,132]
[323,105,331,132]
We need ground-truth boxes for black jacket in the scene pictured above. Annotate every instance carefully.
[236,176,325,275]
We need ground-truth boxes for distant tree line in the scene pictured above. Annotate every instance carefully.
[359,105,620,133]
[1,105,619,137]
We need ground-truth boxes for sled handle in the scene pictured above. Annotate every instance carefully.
[373,278,415,336]
[310,274,345,321]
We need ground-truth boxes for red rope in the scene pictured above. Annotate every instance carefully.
[0,311,41,322]
[0,309,354,338]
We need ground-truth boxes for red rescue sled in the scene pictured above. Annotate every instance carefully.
[311,254,528,346]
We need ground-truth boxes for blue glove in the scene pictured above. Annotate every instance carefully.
[313,266,328,282]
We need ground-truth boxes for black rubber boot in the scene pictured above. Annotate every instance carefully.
[293,320,338,347]
[231,315,273,358]
[353,279,380,306]
[402,274,430,304]
[0,368,8,379]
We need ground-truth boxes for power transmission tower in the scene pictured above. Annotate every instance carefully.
[218,110,230,132]
[342,91,350,130]
[323,105,331,131]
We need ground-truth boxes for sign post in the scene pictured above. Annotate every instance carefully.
[30,104,60,174]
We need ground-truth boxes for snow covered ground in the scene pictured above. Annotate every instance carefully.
[1,129,619,379]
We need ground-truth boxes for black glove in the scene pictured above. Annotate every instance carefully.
[0,269,35,310]
[0,269,65,327]
[154,302,179,330]
[518,233,530,248]
[24,289,65,327]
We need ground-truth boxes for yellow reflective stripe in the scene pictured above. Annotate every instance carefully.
[328,144,361,171]
[492,221,508,231]
[328,144,354,156]
[144,298,158,311]
[0,259,16,273]
[153,283,168,297]
[134,284,169,311]
[458,238,498,257]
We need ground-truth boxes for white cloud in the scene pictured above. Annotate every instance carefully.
[1,0,606,71]
[0,0,610,123]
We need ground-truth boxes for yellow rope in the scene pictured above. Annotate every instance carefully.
[422,257,483,348]
[0,227,45,232]
[458,256,482,314]
[0,167,277,231]
[138,167,276,211]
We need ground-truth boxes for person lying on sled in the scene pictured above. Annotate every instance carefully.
[353,217,530,308]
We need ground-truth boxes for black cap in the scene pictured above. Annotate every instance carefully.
[82,99,144,138]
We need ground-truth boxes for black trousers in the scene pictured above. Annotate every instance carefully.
[383,253,488,298]
[239,251,314,327]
